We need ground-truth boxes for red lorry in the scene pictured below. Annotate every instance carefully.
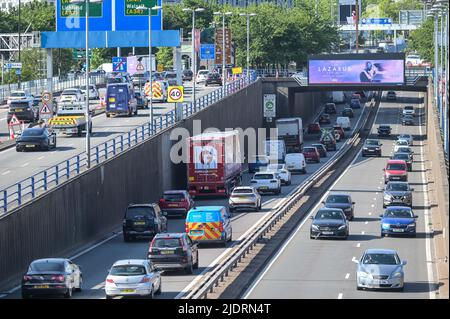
[187,131,242,197]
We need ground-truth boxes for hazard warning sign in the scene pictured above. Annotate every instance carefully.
[136,62,145,72]
[8,114,21,126]
[39,103,53,120]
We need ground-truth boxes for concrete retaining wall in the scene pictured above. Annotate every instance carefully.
[0,79,326,289]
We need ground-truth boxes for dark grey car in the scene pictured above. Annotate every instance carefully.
[323,193,355,220]
[402,114,414,125]
[310,208,349,239]
[362,139,382,157]
[395,146,414,160]
[383,182,413,208]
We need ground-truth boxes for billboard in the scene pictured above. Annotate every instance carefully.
[308,53,405,86]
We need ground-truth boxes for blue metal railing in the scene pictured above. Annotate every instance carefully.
[0,77,253,213]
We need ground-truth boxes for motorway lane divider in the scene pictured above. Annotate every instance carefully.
[181,92,382,299]
[0,78,252,214]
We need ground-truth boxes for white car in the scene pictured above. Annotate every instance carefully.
[285,153,307,174]
[105,259,162,299]
[394,140,410,152]
[7,90,33,105]
[405,54,424,67]
[59,88,85,103]
[251,172,281,195]
[81,84,99,100]
[398,134,413,146]
[336,116,351,131]
[266,163,292,185]
[402,105,415,117]
[229,186,262,212]
[196,70,210,84]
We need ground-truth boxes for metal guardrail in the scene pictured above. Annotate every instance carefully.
[183,94,378,299]
[0,77,252,214]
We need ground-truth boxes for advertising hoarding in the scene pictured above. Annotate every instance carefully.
[308,53,405,86]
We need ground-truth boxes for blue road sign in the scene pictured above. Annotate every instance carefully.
[361,18,392,25]
[200,44,215,60]
[112,57,127,72]
[15,69,21,75]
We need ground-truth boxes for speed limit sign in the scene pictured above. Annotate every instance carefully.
[42,91,52,103]
[168,86,184,103]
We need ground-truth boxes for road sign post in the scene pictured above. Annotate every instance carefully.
[168,86,184,122]
[263,94,276,122]
[40,91,54,122]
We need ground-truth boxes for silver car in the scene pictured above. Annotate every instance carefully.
[266,163,292,185]
[397,134,413,146]
[105,259,162,299]
[229,186,262,212]
[355,249,406,291]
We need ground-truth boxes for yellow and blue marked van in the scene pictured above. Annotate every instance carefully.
[185,206,232,246]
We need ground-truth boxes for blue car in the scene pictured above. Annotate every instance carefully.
[380,206,417,237]
[248,155,269,173]
[350,98,361,109]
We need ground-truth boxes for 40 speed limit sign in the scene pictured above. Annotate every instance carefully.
[168,86,184,103]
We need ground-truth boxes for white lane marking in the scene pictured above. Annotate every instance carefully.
[21,163,29,167]
[361,231,365,235]
[417,94,436,299]
[356,243,361,248]
[37,156,45,160]
[371,204,375,208]
[345,273,350,279]
[338,293,343,299]
[262,198,276,207]
[365,221,368,225]
[368,212,372,215]
[1,170,11,176]
[91,282,105,290]
[373,197,377,200]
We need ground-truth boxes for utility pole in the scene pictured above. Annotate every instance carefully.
[355,0,359,53]
[18,0,22,88]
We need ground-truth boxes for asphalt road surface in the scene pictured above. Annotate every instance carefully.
[244,91,437,299]
[1,94,367,299]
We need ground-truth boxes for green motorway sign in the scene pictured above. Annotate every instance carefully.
[125,0,159,16]
[60,0,103,18]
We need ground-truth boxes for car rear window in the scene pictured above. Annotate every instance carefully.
[326,195,350,204]
[387,163,406,171]
[126,207,155,219]
[303,147,316,152]
[254,173,275,180]
[30,261,65,272]
[22,129,44,137]
[163,193,185,202]
[110,265,146,276]
[153,238,181,248]
[187,211,220,223]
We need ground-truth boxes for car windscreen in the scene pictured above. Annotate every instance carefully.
[362,253,399,265]
[110,265,146,276]
[163,193,185,202]
[404,106,414,110]
[365,140,379,146]
[10,92,25,97]
[125,207,155,219]
[311,144,324,149]
[30,261,65,272]
[397,147,411,153]
[153,238,181,248]
[267,164,283,170]
[253,174,274,180]
[22,129,44,137]
[10,102,30,108]
[393,153,409,160]
[315,210,344,220]
[386,163,406,170]
[165,73,177,78]
[383,208,413,218]
[63,91,78,95]
[326,195,350,204]
[386,183,409,191]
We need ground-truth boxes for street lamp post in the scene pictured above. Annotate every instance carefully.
[214,12,232,92]
[183,7,204,112]
[70,0,103,169]
[136,4,162,130]
[239,13,256,84]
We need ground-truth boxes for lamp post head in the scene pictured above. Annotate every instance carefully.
[225,12,233,15]
[195,8,205,12]
[182,8,193,12]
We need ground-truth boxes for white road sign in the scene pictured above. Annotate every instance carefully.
[263,94,276,118]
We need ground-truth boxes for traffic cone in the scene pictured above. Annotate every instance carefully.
[9,126,14,140]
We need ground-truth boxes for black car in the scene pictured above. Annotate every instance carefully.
[182,69,193,81]
[311,143,327,158]
[21,258,82,299]
[392,152,413,171]
[205,72,222,86]
[318,113,331,124]
[148,233,199,274]
[310,208,349,239]
[16,127,56,152]
[341,107,354,118]
[123,203,168,242]
[383,182,413,208]
[377,125,392,137]
[135,91,146,109]
[323,193,355,220]
[7,100,38,123]
[362,139,382,157]
[324,103,337,114]
[402,114,414,125]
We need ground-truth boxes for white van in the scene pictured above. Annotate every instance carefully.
[284,153,307,174]
[336,117,351,131]
[332,91,345,103]
[264,140,286,163]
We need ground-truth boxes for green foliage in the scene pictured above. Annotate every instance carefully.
[407,18,434,63]
[362,0,422,22]
[90,48,111,70]
[0,0,55,32]
[156,47,174,68]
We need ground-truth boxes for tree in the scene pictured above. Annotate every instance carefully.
[408,17,434,64]
[156,47,174,69]
[90,48,111,70]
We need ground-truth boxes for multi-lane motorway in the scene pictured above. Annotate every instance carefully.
[243,91,436,299]
[0,83,217,190]
[2,93,365,299]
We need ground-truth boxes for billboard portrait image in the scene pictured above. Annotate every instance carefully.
[308,53,405,85]
[194,145,218,170]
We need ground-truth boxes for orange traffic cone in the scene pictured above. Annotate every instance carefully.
[9,126,15,140]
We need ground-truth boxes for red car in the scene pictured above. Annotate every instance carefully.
[383,160,408,183]
[158,190,194,217]
[303,146,320,163]
[307,123,321,134]
[333,125,345,139]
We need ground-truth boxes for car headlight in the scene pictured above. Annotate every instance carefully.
[363,147,368,150]
[408,223,416,228]
[375,147,381,150]
[391,272,403,278]
[382,223,390,229]
[384,194,392,200]
[358,271,371,278]
[338,225,346,230]
[311,224,319,230]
